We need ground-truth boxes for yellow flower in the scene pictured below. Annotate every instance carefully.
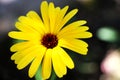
[8,1,92,79]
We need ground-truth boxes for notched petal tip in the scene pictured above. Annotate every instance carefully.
[11,55,15,60]
[88,32,93,38]
[10,46,16,52]
[17,65,22,70]
[8,31,15,38]
[8,31,21,39]
[83,52,88,55]
[81,49,88,55]
[11,57,14,60]
[42,0,47,3]
[18,16,27,23]
[49,2,54,5]
[26,11,36,17]
[28,72,34,78]
[69,62,75,69]
[8,32,11,37]
[65,5,69,9]
[73,8,78,13]
[79,20,87,25]
[41,0,48,6]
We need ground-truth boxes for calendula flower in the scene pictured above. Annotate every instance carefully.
[8,1,92,79]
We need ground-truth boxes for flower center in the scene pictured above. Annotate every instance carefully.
[41,33,58,49]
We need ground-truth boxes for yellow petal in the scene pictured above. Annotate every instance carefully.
[26,11,46,33]
[57,20,87,37]
[17,45,40,69]
[26,11,42,21]
[18,16,45,34]
[11,52,24,65]
[59,31,92,39]
[15,22,37,33]
[14,54,23,64]
[29,45,46,78]
[55,9,78,33]
[54,6,69,34]
[11,52,25,65]
[10,42,30,52]
[73,26,89,32]
[8,31,40,40]
[50,7,60,33]
[56,47,74,69]
[41,1,49,33]
[59,39,88,55]
[52,47,67,78]
[11,51,20,60]
[12,45,43,64]
[58,26,91,39]
[42,49,52,79]
[49,2,60,33]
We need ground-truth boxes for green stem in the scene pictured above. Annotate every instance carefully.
[35,65,57,80]
[49,70,57,80]
[35,65,43,80]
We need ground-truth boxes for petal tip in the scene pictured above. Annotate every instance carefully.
[8,32,13,38]
[74,9,78,13]
[28,72,34,78]
[41,0,48,5]
[89,33,93,38]
[17,65,21,70]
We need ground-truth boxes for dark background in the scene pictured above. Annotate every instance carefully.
[0,0,120,80]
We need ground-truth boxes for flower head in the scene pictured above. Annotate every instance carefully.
[8,1,92,79]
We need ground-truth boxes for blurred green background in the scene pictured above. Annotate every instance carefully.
[0,0,120,80]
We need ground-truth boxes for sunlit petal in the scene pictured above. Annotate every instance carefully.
[29,45,46,78]
[8,31,40,40]
[54,6,69,34]
[17,46,40,69]
[58,20,87,36]
[41,1,49,33]
[52,47,67,77]
[56,47,74,69]
[59,39,88,55]
[42,49,52,79]
[55,9,78,33]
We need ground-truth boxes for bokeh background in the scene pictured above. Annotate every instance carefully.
[0,0,120,80]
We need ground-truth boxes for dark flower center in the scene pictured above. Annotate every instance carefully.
[41,33,58,49]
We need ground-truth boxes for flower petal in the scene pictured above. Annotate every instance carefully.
[57,20,87,37]
[56,47,74,69]
[42,49,52,79]
[26,11,46,33]
[26,11,42,21]
[29,45,46,78]
[52,47,67,78]
[59,39,88,55]
[58,26,91,39]
[41,1,49,33]
[8,31,40,40]
[65,32,92,39]
[15,22,38,34]
[49,2,55,33]
[16,45,40,69]
[54,6,69,33]
[10,42,30,52]
[11,51,20,61]
[18,16,45,34]
[55,9,78,33]
[49,2,61,33]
